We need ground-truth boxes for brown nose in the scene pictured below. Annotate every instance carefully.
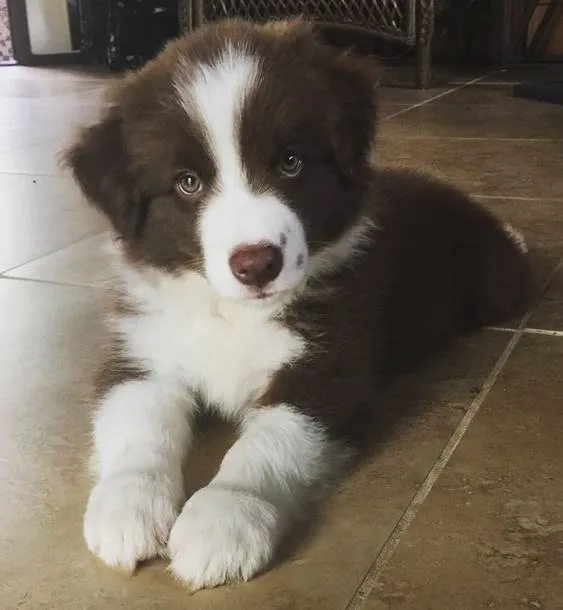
[229,243,283,288]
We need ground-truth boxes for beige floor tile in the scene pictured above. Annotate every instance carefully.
[378,104,414,119]
[476,196,563,250]
[374,138,563,200]
[0,276,512,609]
[377,85,456,106]
[483,64,563,84]
[6,233,113,287]
[0,107,102,154]
[0,279,105,608]
[358,335,563,610]
[0,173,108,273]
[0,97,48,128]
[409,85,523,106]
[0,142,70,175]
[378,92,563,139]
[0,96,102,129]
[0,64,113,86]
[0,125,55,154]
[527,263,563,332]
[0,75,107,99]
[433,82,563,107]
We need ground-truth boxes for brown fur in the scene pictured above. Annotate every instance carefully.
[63,19,379,271]
[262,169,530,437]
[64,19,530,441]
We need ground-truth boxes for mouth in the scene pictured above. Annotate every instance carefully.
[248,276,308,302]
[248,288,288,302]
[252,290,276,301]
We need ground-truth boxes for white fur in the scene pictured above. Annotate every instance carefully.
[86,47,373,583]
[168,487,280,588]
[200,192,309,300]
[84,470,180,571]
[309,216,376,278]
[92,378,192,479]
[502,222,528,254]
[168,405,345,588]
[85,378,191,570]
[87,208,369,575]
[175,46,309,300]
[86,267,307,572]
[117,268,305,414]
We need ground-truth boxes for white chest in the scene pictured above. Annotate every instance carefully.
[117,273,304,416]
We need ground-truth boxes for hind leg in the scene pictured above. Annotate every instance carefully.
[469,220,530,329]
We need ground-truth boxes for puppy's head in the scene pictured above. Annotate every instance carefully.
[64,19,378,301]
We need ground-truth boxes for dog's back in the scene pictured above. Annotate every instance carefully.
[367,168,530,378]
[264,168,530,435]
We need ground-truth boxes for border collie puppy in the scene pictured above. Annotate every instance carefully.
[64,19,529,589]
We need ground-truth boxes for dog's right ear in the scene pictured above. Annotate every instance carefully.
[62,109,141,238]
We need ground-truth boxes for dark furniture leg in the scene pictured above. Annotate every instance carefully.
[416,0,435,88]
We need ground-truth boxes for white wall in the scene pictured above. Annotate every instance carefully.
[25,0,73,55]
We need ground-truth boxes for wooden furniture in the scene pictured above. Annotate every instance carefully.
[179,0,437,88]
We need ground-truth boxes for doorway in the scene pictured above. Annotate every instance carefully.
[6,0,81,65]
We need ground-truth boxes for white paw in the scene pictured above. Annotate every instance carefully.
[168,486,282,589]
[84,472,181,572]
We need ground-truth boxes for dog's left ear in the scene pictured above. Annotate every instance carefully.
[317,45,380,180]
[61,106,146,238]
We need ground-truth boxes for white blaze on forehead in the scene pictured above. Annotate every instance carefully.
[175,44,258,189]
[174,46,310,302]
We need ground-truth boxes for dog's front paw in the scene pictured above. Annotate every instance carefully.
[168,486,282,589]
[84,472,180,572]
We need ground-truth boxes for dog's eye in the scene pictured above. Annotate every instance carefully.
[175,171,202,197]
[279,151,303,178]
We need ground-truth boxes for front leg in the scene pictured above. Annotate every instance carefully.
[168,404,349,589]
[84,376,193,572]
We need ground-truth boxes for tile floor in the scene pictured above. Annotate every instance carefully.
[0,64,562,610]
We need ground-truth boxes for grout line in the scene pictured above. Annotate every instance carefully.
[345,328,525,610]
[344,255,563,610]
[0,169,65,178]
[0,275,98,289]
[0,231,106,276]
[378,135,563,143]
[448,80,522,87]
[521,327,563,337]
[488,326,563,338]
[544,257,563,288]
[380,72,496,122]
[473,194,563,202]
[486,325,521,333]
[384,102,554,110]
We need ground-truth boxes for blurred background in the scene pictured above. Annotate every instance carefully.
[2,1,563,90]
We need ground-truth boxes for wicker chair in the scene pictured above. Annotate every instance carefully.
[178,0,436,88]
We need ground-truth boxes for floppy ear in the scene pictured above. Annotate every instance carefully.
[317,46,380,180]
[62,109,145,238]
